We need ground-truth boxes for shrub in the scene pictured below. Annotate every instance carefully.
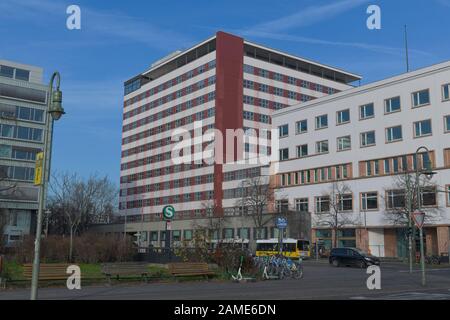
[12,234,135,264]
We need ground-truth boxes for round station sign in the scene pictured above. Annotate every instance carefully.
[162,205,175,220]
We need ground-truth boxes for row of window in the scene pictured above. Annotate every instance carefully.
[243,79,315,102]
[243,64,338,95]
[278,85,450,138]
[0,144,39,161]
[276,187,442,214]
[243,110,271,124]
[122,166,263,197]
[0,123,42,142]
[121,173,215,196]
[279,163,352,187]
[0,103,45,123]
[120,161,212,184]
[123,74,216,126]
[243,95,288,110]
[146,226,279,242]
[122,123,214,160]
[124,60,216,103]
[0,165,35,181]
[122,190,214,209]
[122,105,215,145]
[279,117,449,161]
[360,151,433,177]
[0,65,30,82]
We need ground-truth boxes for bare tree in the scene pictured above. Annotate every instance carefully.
[235,176,279,240]
[47,172,118,261]
[192,201,228,244]
[382,172,443,226]
[313,182,359,248]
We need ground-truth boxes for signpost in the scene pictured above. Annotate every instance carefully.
[162,205,175,249]
[276,217,287,255]
[412,210,426,286]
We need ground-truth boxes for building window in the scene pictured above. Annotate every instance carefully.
[183,230,193,241]
[366,161,372,176]
[279,148,289,161]
[414,119,432,137]
[412,89,430,107]
[279,124,289,137]
[359,103,374,120]
[253,227,267,240]
[386,125,402,142]
[360,131,376,147]
[295,198,309,212]
[0,65,15,79]
[421,187,437,207]
[444,115,450,133]
[316,140,329,154]
[315,196,330,213]
[172,230,181,242]
[274,87,283,96]
[446,185,450,206]
[385,96,401,113]
[386,190,406,209]
[337,136,351,151]
[443,84,450,101]
[150,231,158,241]
[336,109,350,125]
[238,228,250,239]
[222,228,234,239]
[315,114,328,129]
[297,144,308,158]
[296,119,307,134]
[384,159,391,174]
[361,192,378,210]
[276,199,289,213]
[337,194,353,212]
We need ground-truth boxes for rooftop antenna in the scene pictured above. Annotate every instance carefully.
[404,25,410,72]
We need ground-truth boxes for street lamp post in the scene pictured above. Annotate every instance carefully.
[414,146,436,287]
[30,72,65,300]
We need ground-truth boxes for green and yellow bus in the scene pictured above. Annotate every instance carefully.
[255,238,310,259]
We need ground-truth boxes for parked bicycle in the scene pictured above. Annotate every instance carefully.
[425,255,441,265]
[253,254,303,280]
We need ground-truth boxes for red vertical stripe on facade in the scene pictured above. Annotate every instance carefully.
[214,31,244,216]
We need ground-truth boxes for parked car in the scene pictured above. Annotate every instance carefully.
[329,247,380,268]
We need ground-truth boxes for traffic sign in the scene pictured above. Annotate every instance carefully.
[166,221,172,230]
[276,217,287,229]
[34,152,44,186]
[412,210,425,229]
[162,205,175,220]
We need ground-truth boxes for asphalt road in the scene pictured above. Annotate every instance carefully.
[1,262,450,300]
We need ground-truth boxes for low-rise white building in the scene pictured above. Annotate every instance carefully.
[272,61,450,258]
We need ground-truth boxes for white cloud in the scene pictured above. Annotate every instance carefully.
[247,0,370,33]
[0,0,192,50]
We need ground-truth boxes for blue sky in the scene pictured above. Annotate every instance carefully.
[1,0,450,187]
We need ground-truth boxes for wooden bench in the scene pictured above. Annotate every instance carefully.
[101,262,149,283]
[23,263,69,281]
[168,262,215,280]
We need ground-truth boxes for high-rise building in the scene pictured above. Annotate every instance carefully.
[272,60,450,258]
[119,31,360,248]
[0,60,48,245]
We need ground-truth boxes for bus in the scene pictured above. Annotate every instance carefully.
[255,238,311,259]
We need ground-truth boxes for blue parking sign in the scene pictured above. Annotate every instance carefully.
[276,217,287,229]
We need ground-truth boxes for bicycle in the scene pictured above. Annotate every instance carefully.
[425,255,441,265]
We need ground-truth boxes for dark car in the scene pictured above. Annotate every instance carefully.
[329,247,380,268]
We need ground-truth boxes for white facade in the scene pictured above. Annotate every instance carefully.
[272,61,450,257]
